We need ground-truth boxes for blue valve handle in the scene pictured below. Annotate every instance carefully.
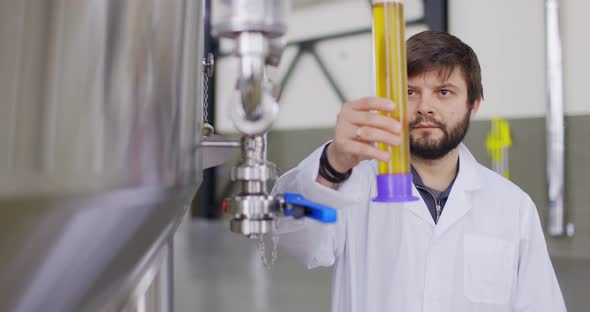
[282,193,337,223]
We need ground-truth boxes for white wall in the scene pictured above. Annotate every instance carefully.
[449,0,546,119]
[215,0,590,132]
[450,0,590,119]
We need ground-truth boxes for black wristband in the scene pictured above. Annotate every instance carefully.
[318,143,352,184]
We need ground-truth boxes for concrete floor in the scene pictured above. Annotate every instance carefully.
[173,219,331,312]
[174,219,589,312]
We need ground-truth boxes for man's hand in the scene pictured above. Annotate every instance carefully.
[317,97,402,187]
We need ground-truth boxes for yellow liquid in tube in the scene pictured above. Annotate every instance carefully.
[372,1,417,202]
[373,1,410,175]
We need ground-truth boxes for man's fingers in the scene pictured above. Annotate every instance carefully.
[343,111,402,134]
[331,96,403,168]
[353,126,402,146]
[348,97,396,112]
[341,140,390,162]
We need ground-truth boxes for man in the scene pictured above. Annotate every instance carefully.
[272,31,566,312]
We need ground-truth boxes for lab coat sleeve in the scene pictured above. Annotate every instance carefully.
[512,195,566,311]
[271,142,363,269]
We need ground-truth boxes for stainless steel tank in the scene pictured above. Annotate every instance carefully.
[0,0,205,311]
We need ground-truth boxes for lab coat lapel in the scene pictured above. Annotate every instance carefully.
[434,144,483,237]
[435,186,471,237]
[405,184,436,227]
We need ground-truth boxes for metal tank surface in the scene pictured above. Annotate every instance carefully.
[0,0,205,311]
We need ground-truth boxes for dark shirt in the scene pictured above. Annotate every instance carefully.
[411,165,458,224]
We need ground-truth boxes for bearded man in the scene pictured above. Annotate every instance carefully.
[272,31,566,312]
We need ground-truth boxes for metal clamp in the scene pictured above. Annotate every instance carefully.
[225,195,281,238]
[202,53,214,78]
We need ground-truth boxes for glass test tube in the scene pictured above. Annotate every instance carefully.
[372,0,418,202]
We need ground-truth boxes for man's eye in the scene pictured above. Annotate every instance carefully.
[408,90,414,95]
[440,89,450,96]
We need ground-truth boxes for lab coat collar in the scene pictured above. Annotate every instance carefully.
[435,143,483,236]
[404,143,484,233]
[454,143,483,191]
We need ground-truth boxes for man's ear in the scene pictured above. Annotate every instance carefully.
[469,98,481,119]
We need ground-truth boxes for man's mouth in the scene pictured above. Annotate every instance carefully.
[413,123,439,129]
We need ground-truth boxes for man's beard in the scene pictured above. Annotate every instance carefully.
[409,111,471,160]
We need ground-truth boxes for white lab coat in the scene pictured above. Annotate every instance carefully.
[273,143,566,312]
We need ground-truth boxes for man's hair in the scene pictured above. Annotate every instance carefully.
[407,31,484,106]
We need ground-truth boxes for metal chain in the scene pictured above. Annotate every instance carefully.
[201,53,215,138]
[203,70,209,124]
[258,234,279,269]
[202,52,214,124]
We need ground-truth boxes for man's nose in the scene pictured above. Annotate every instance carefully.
[416,94,435,115]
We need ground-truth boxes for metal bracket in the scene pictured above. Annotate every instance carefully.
[203,52,215,78]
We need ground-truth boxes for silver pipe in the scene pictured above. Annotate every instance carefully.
[545,0,572,236]
[241,135,266,164]
[242,181,265,194]
[199,140,241,148]
[212,0,287,136]
[157,240,174,312]
[237,32,266,121]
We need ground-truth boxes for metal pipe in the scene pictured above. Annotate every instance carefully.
[241,135,266,163]
[242,181,265,194]
[545,0,572,237]
[237,33,266,121]
[157,240,174,312]
[199,140,241,148]
[213,0,285,238]
[309,45,348,103]
[231,33,279,136]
